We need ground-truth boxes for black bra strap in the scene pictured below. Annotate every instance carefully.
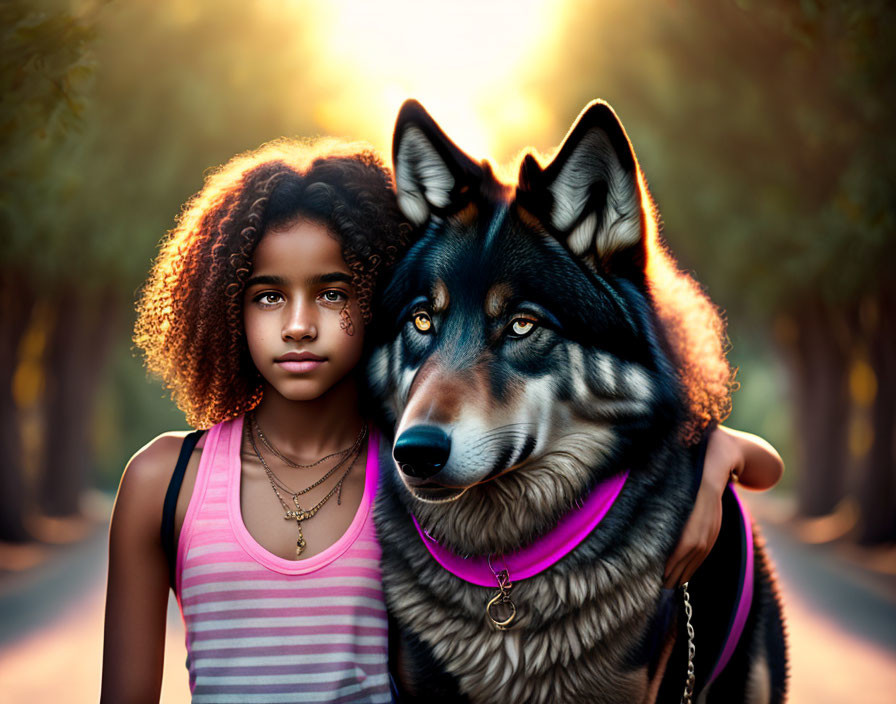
[161,429,205,592]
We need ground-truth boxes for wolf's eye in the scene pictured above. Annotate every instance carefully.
[508,318,537,338]
[413,312,432,333]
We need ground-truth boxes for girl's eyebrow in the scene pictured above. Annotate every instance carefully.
[245,274,287,288]
[309,272,353,285]
[245,272,353,288]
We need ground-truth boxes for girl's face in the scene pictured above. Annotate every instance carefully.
[243,218,365,402]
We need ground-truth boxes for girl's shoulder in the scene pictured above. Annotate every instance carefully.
[124,431,200,488]
[114,431,205,537]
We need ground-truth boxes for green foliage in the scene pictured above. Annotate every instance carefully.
[0,0,94,143]
[0,0,97,269]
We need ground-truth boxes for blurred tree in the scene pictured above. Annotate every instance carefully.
[858,286,896,543]
[0,0,96,539]
[536,0,895,539]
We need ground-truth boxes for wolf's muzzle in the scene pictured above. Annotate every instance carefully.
[393,425,451,480]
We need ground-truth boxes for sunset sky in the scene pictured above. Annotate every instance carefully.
[285,0,570,171]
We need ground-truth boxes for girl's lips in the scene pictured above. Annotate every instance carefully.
[276,359,325,373]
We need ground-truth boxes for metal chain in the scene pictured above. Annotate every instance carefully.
[250,417,366,497]
[248,423,360,508]
[249,435,360,497]
[680,581,696,704]
[250,412,365,468]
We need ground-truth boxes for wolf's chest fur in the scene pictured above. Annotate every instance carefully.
[376,442,690,703]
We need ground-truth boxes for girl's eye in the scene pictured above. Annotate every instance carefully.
[321,290,347,303]
[256,292,283,306]
[412,312,432,333]
[508,318,537,338]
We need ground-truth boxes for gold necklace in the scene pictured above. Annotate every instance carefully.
[250,412,365,469]
[246,422,367,556]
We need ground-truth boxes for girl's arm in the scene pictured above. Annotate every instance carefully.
[101,435,184,704]
[663,425,784,588]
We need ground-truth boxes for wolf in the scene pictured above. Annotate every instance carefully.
[368,99,787,703]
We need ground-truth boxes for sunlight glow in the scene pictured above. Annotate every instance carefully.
[300,0,563,169]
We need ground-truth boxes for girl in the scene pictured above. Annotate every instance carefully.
[101,138,781,703]
[102,139,407,702]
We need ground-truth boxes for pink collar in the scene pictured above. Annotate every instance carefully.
[411,471,629,587]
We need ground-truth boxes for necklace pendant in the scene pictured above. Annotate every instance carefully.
[291,498,311,521]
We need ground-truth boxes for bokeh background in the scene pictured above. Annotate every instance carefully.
[1,0,894,701]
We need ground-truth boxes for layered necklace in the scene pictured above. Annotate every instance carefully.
[247,412,367,557]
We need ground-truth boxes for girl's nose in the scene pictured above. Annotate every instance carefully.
[282,300,317,341]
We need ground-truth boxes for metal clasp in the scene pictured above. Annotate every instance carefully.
[486,557,517,630]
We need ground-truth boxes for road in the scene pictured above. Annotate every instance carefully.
[0,497,893,702]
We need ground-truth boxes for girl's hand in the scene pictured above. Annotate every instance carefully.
[663,425,783,588]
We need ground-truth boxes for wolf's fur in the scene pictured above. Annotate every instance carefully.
[369,99,787,703]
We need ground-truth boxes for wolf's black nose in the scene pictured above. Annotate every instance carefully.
[393,426,451,479]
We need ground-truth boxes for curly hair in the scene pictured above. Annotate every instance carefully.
[134,138,410,429]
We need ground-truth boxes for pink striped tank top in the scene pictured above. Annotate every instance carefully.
[175,415,391,703]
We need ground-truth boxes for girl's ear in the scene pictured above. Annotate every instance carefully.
[516,100,646,279]
[392,99,483,226]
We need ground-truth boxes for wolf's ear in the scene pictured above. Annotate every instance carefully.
[518,100,645,274]
[393,99,482,226]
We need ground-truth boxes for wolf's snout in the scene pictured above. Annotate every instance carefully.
[393,425,451,479]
